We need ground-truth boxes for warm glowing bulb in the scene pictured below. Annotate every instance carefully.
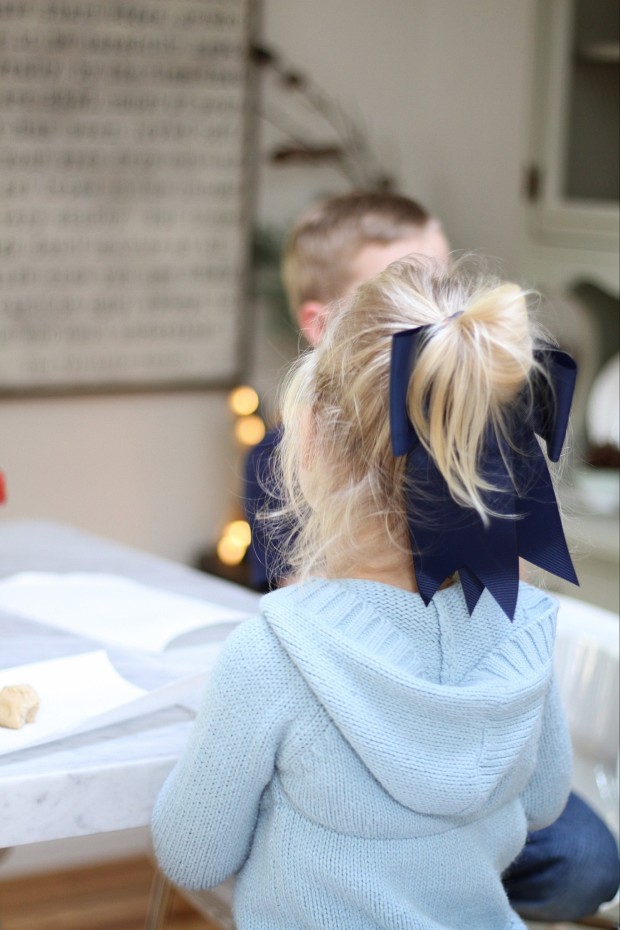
[223,519,252,547]
[235,414,266,446]
[229,385,259,417]
[217,535,246,566]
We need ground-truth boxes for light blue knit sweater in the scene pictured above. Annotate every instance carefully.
[152,579,572,929]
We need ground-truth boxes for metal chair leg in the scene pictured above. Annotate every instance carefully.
[144,868,174,930]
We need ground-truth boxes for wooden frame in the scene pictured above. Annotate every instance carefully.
[0,0,258,396]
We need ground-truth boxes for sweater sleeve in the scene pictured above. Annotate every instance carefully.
[151,616,297,889]
[520,674,573,831]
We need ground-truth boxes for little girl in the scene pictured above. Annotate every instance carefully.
[152,256,577,930]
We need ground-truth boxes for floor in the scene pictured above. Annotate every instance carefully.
[0,856,614,930]
[0,857,218,930]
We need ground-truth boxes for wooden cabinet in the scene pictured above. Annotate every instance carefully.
[526,0,619,252]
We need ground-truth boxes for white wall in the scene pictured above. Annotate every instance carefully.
[0,392,239,564]
[257,0,619,288]
[0,0,617,564]
[257,0,534,273]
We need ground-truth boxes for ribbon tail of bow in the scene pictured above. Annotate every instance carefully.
[391,330,579,622]
[514,449,579,585]
[534,346,578,463]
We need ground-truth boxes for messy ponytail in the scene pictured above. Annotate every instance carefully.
[408,283,535,520]
[273,255,547,582]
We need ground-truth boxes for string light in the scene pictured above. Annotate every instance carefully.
[216,519,252,566]
[217,385,264,568]
[229,385,259,417]
[223,519,252,547]
[217,535,247,566]
[235,414,266,446]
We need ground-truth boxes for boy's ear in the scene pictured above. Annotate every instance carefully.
[298,300,327,347]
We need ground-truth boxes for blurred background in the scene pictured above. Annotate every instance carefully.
[0,0,617,605]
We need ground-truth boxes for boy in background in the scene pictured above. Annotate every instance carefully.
[283,191,450,349]
[243,189,619,925]
[245,192,450,592]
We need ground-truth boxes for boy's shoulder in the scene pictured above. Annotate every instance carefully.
[243,425,283,509]
[245,426,282,472]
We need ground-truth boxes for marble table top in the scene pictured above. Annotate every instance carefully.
[0,520,260,848]
[2,520,617,854]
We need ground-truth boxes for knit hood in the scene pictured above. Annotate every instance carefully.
[262,579,557,818]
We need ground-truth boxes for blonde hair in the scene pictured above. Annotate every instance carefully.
[272,255,548,582]
[281,191,432,316]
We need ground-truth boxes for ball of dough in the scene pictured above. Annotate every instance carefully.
[0,683,40,730]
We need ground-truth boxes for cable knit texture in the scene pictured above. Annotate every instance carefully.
[152,579,572,929]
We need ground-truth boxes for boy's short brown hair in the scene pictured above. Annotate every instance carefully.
[281,191,432,315]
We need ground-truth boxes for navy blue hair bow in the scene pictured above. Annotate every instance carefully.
[390,326,578,620]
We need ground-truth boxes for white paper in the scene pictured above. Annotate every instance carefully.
[0,650,207,756]
[0,651,140,753]
[0,572,249,652]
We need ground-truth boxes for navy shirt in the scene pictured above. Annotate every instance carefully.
[243,427,288,591]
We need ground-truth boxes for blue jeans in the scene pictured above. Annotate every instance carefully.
[504,792,620,921]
